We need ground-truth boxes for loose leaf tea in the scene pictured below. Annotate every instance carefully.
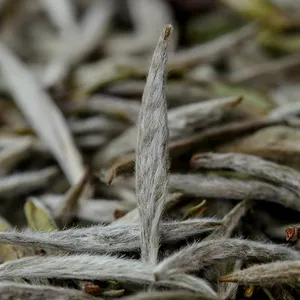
[0,1,299,299]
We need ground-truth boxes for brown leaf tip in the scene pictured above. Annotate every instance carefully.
[105,170,115,185]
[285,227,299,242]
[190,153,202,169]
[222,96,243,109]
[236,96,243,105]
[163,24,173,40]
[206,221,223,227]
[219,274,235,282]
[231,96,243,107]
[114,209,127,219]
[244,286,255,298]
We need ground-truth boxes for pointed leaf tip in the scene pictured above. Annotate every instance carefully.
[163,24,173,40]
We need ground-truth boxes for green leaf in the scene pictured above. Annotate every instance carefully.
[0,216,33,261]
[24,197,57,232]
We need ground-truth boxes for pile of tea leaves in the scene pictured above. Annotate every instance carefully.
[0,1,300,299]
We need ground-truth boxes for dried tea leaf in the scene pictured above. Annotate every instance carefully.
[106,80,211,105]
[0,217,10,232]
[57,168,90,224]
[24,198,57,232]
[169,174,300,210]
[124,290,211,300]
[43,0,115,86]
[191,152,300,197]
[167,96,242,138]
[219,260,242,300]
[228,53,300,84]
[105,153,135,185]
[0,281,100,300]
[76,24,254,93]
[154,239,300,280]
[96,96,242,167]
[69,116,126,136]
[1,3,300,300]
[203,200,251,241]
[102,289,125,297]
[183,200,207,220]
[74,56,146,94]
[82,95,141,123]
[217,125,300,168]
[209,82,272,116]
[0,42,84,184]
[104,118,282,183]
[114,192,183,224]
[0,218,220,254]
[0,167,58,198]
[42,194,133,223]
[170,24,255,70]
[75,134,107,150]
[0,217,32,262]
[0,138,32,175]
[170,118,281,157]
[220,260,300,285]
[0,254,213,293]
[135,24,172,264]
